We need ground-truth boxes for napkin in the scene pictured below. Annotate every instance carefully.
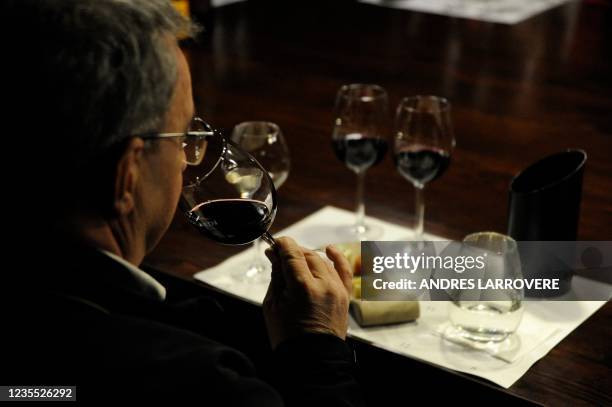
[358,0,572,25]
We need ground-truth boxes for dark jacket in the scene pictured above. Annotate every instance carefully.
[2,243,363,406]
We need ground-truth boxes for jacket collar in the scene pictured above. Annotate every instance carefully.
[98,250,166,301]
[31,242,168,314]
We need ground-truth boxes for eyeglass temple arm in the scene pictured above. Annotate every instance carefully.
[155,130,215,138]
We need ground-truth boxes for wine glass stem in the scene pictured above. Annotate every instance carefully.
[261,231,277,247]
[414,184,425,240]
[355,170,366,233]
[251,238,264,268]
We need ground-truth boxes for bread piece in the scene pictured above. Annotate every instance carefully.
[350,300,420,327]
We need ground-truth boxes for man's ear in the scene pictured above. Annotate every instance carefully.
[113,138,145,216]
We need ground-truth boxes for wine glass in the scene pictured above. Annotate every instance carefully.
[394,96,455,240]
[332,84,389,240]
[180,122,278,253]
[230,121,291,281]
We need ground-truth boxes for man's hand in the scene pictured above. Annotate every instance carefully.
[263,237,353,349]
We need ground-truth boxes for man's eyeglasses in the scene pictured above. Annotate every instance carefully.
[139,117,215,166]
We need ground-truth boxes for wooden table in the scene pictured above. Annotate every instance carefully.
[145,1,612,404]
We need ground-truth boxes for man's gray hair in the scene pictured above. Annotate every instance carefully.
[4,0,197,165]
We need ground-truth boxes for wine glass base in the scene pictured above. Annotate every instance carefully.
[232,264,270,284]
[335,223,384,241]
[442,324,520,354]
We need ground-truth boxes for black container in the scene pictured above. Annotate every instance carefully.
[508,150,586,241]
[507,149,587,296]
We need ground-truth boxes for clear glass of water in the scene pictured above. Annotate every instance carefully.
[444,232,524,351]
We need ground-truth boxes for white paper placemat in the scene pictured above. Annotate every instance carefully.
[194,205,609,388]
[358,0,573,25]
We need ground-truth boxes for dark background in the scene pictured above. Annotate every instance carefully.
[145,1,612,404]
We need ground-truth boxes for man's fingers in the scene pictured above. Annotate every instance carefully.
[265,247,280,268]
[263,276,275,307]
[325,245,353,294]
[274,237,314,286]
[302,249,331,279]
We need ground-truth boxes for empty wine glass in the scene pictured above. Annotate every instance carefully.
[332,84,389,240]
[180,120,278,252]
[394,96,455,240]
[231,121,290,281]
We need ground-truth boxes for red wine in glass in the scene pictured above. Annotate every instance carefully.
[332,135,388,173]
[186,198,275,245]
[394,146,450,185]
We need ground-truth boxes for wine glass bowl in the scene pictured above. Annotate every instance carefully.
[231,121,291,190]
[180,135,278,247]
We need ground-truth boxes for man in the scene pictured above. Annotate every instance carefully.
[1,0,363,405]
